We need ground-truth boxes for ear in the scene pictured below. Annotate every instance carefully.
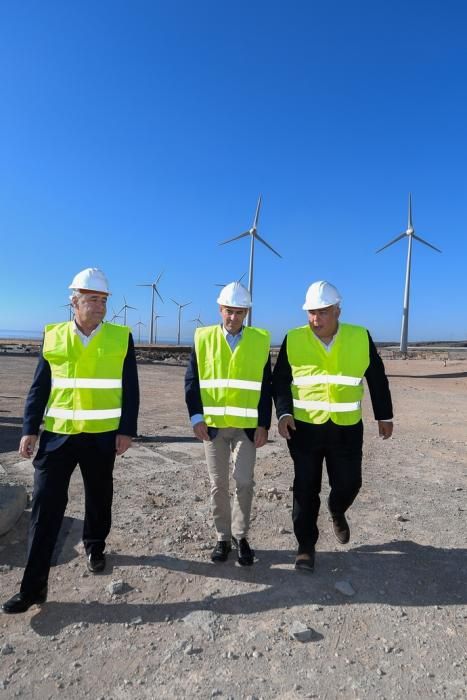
[335,305,341,319]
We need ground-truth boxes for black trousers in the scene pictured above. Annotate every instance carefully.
[21,433,115,594]
[288,419,363,552]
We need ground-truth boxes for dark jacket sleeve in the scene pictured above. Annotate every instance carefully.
[118,333,140,436]
[257,354,272,429]
[184,349,203,418]
[364,332,393,420]
[22,352,51,436]
[272,336,294,419]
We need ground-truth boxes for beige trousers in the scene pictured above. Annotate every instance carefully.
[203,428,256,541]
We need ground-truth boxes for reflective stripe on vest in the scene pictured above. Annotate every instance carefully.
[42,322,129,434]
[46,407,122,420]
[287,323,369,426]
[195,325,270,429]
[51,378,123,389]
[292,374,362,387]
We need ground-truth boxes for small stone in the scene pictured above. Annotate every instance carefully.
[334,580,355,596]
[1,644,14,655]
[106,579,125,595]
[454,487,462,492]
[290,621,315,642]
[130,616,143,625]
[211,690,222,698]
[395,514,409,522]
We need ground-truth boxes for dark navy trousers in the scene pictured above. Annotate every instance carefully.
[288,419,363,552]
[21,433,115,594]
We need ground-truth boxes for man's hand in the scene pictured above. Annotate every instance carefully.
[278,415,296,439]
[116,434,133,455]
[193,421,210,442]
[19,435,38,459]
[254,427,268,448]
[378,421,393,440]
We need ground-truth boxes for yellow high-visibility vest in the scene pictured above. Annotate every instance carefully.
[286,323,369,425]
[42,322,129,434]
[195,325,270,429]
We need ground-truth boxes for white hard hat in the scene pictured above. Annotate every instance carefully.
[302,281,342,310]
[216,282,252,308]
[69,268,110,295]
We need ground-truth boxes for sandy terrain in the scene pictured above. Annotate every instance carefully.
[0,355,466,699]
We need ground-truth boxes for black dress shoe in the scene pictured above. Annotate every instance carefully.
[2,587,48,614]
[232,536,255,566]
[294,551,315,572]
[211,541,231,562]
[87,552,106,573]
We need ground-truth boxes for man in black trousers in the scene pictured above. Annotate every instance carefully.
[273,281,393,572]
[2,268,139,613]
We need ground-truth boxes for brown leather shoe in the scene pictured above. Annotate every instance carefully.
[331,514,350,544]
[294,551,315,572]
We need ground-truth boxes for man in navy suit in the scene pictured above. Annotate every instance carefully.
[2,268,139,614]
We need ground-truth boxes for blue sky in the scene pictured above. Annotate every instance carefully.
[1,0,466,344]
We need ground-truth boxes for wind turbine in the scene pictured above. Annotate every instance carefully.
[134,320,146,344]
[190,312,204,327]
[110,306,123,323]
[137,272,164,344]
[376,193,441,354]
[171,298,192,345]
[219,196,281,325]
[153,314,164,344]
[61,303,73,321]
[118,296,137,326]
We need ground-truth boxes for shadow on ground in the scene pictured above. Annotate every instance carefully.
[26,539,467,636]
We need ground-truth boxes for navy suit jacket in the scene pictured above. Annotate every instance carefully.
[22,331,140,453]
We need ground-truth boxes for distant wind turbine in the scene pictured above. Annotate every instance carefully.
[61,303,73,321]
[376,193,441,354]
[134,320,146,344]
[171,298,192,345]
[137,272,164,344]
[118,296,137,326]
[219,195,281,325]
[153,314,164,344]
[190,313,204,327]
[110,306,123,323]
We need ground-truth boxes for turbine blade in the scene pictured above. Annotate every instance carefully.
[412,234,442,253]
[408,193,413,229]
[156,289,164,303]
[136,283,152,287]
[170,298,180,307]
[254,232,282,258]
[252,194,262,229]
[155,271,164,285]
[219,231,251,245]
[375,233,406,253]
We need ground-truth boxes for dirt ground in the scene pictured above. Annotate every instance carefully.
[0,355,466,699]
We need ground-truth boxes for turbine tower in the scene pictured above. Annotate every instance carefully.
[376,194,441,354]
[118,296,137,326]
[137,272,164,345]
[219,196,281,325]
[171,298,191,345]
[153,314,164,344]
[61,303,73,321]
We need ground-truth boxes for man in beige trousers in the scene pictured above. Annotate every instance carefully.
[184,282,272,565]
